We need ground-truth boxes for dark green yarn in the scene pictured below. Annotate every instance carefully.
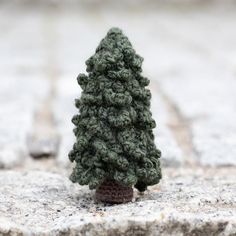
[69,27,161,192]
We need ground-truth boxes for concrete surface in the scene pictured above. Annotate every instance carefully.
[0,168,235,236]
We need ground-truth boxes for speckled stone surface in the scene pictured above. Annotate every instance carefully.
[0,169,235,235]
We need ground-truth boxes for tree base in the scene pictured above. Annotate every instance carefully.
[95,179,133,204]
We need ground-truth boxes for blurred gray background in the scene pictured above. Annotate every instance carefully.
[0,0,235,168]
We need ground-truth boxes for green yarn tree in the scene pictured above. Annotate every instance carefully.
[69,28,161,203]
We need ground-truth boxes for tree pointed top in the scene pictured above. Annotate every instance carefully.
[86,27,143,73]
[95,27,132,53]
[107,27,123,36]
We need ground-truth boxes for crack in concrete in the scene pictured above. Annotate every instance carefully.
[27,9,60,158]
[151,81,198,166]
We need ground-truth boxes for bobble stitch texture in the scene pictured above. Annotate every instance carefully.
[69,27,161,192]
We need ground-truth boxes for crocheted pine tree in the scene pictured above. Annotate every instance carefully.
[69,28,161,203]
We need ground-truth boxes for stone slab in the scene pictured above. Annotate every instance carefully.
[146,9,236,166]
[0,6,51,167]
[0,169,235,235]
[0,77,49,168]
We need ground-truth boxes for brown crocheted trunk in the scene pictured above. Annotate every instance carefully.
[95,179,133,204]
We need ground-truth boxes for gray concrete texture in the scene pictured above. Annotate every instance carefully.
[0,1,236,235]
